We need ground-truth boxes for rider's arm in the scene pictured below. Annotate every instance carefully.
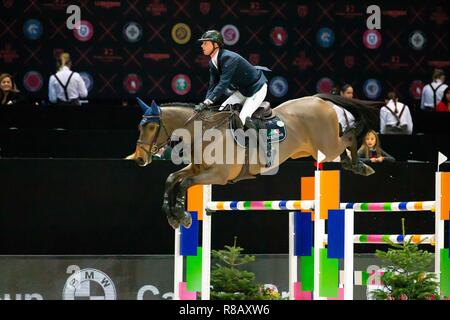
[206,66,218,99]
[206,56,238,104]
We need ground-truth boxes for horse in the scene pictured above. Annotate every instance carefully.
[127,94,383,230]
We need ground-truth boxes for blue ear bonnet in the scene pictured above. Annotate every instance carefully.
[137,98,161,126]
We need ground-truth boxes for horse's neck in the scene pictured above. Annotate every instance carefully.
[161,106,195,134]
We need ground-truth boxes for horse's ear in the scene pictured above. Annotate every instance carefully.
[150,100,161,116]
[137,97,150,113]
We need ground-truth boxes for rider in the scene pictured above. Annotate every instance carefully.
[197,30,268,130]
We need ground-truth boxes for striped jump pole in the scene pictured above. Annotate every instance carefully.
[173,184,211,300]
[175,171,449,300]
[340,201,435,212]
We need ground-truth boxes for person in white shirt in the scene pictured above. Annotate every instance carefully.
[420,69,448,111]
[332,84,356,134]
[48,52,88,106]
[380,92,413,135]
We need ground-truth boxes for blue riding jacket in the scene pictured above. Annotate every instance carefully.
[206,49,268,104]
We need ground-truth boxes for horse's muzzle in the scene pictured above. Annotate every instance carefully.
[136,156,151,167]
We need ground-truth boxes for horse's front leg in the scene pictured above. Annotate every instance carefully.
[172,167,230,229]
[163,165,194,228]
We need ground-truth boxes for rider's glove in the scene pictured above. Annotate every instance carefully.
[195,99,213,112]
[195,102,208,112]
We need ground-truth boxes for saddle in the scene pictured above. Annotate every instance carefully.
[226,102,275,129]
[222,102,287,148]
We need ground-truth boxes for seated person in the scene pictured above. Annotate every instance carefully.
[358,130,395,163]
[0,73,27,106]
[48,52,88,106]
[380,92,413,135]
[436,87,450,112]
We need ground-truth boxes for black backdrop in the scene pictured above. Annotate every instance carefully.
[1,0,449,107]
[0,159,447,255]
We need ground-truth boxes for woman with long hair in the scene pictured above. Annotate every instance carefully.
[0,74,27,106]
[358,130,395,163]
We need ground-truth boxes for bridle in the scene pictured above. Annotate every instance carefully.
[137,111,171,159]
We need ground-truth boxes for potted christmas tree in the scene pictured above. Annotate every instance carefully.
[210,237,281,300]
[371,219,440,300]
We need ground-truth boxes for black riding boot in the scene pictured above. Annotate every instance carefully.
[244,117,258,131]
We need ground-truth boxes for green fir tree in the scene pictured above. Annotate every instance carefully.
[372,219,440,300]
[210,237,281,300]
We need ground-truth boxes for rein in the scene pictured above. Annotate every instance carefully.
[138,106,237,158]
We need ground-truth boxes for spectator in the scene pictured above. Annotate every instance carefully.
[436,87,450,112]
[420,68,448,111]
[48,52,88,106]
[340,84,354,99]
[358,130,395,163]
[0,73,27,106]
[380,92,413,135]
[331,84,356,134]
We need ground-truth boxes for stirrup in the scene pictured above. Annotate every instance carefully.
[244,117,258,131]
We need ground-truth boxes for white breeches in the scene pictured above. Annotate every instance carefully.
[220,84,268,124]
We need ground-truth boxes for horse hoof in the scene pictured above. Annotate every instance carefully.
[363,166,375,176]
[162,203,170,214]
[341,162,352,170]
[167,215,180,230]
[180,212,192,229]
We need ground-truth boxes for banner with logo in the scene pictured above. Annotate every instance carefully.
[0,0,448,106]
[0,255,378,300]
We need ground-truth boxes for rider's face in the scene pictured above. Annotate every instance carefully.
[201,41,216,56]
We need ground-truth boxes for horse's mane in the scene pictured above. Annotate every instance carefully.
[161,102,196,108]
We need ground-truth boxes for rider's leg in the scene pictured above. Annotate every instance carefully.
[239,84,268,125]
[220,91,245,111]
[239,84,272,167]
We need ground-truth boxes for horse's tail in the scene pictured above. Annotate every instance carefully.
[314,93,384,137]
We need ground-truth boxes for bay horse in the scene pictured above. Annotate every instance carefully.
[128,94,382,229]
